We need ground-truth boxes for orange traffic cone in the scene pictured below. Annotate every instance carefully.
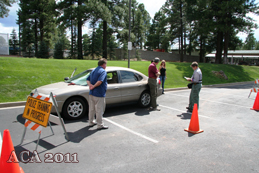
[184,104,204,134]
[0,129,24,173]
[0,132,2,156]
[251,91,259,111]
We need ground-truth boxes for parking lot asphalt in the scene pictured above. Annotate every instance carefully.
[0,81,259,173]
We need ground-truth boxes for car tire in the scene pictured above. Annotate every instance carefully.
[138,91,151,108]
[62,97,87,120]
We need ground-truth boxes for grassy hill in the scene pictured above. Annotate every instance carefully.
[0,57,259,103]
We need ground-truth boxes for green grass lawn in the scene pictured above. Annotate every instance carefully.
[0,56,259,103]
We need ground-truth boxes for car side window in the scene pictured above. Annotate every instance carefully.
[120,71,140,83]
[107,71,118,84]
[135,73,143,81]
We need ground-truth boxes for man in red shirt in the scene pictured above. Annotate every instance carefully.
[148,57,160,111]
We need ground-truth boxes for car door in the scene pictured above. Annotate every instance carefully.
[119,70,145,102]
[105,71,121,104]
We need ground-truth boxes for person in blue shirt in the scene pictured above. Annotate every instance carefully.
[86,58,108,130]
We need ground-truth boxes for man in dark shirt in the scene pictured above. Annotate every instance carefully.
[86,58,108,130]
[148,57,160,111]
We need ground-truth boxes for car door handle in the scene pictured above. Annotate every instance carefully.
[138,85,142,87]
[114,87,119,90]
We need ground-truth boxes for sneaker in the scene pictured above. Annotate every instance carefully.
[154,108,161,111]
[148,107,154,110]
[88,122,97,127]
[148,107,161,111]
[97,126,109,130]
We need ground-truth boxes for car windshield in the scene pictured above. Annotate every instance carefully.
[65,70,92,86]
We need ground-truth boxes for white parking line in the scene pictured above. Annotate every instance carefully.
[103,118,159,144]
[159,105,218,120]
[0,106,25,110]
[165,93,251,109]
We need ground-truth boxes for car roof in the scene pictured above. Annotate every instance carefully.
[88,66,147,77]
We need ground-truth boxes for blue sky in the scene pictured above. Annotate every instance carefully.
[0,0,259,43]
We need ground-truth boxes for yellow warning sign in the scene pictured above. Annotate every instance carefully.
[22,96,52,127]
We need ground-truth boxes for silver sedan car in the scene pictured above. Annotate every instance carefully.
[31,67,162,120]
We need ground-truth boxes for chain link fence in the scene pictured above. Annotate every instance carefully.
[0,33,9,55]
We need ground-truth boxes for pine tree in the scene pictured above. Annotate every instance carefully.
[145,11,167,51]
[18,0,56,57]
[82,34,90,56]
[0,0,16,18]
[243,33,257,50]
[38,41,49,58]
[87,26,103,59]
[10,29,18,55]
[54,41,64,59]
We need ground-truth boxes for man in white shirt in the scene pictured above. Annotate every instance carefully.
[185,61,202,113]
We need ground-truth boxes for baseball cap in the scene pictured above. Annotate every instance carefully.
[154,57,160,63]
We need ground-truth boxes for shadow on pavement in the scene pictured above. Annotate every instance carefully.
[105,104,150,117]
[14,133,69,157]
[188,132,195,137]
[67,126,97,143]
[177,113,191,119]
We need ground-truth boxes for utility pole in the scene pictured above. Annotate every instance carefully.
[18,12,21,57]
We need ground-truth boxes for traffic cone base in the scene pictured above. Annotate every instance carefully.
[250,108,259,111]
[184,128,204,134]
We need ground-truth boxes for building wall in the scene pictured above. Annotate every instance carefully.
[115,48,199,62]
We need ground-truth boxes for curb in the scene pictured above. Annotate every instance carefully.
[0,81,254,109]
[0,101,26,109]
[164,81,254,92]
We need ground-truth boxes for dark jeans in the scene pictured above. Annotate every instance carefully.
[189,83,202,110]
[159,76,165,93]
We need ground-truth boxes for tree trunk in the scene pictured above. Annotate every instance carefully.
[189,29,192,56]
[215,31,223,64]
[103,20,107,59]
[199,36,203,62]
[184,26,186,55]
[71,19,74,58]
[178,37,181,54]
[34,18,38,57]
[40,18,43,42]
[77,0,83,59]
[179,0,183,62]
[223,31,230,64]
[92,30,95,60]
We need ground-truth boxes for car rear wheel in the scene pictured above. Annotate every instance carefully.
[62,97,87,120]
[138,91,151,107]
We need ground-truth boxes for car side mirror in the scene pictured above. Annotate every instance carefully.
[64,77,69,80]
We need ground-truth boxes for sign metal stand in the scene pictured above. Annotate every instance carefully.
[20,90,69,151]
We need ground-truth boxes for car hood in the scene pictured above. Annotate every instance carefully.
[34,82,89,96]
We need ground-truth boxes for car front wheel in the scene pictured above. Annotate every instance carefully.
[138,91,151,107]
[62,97,87,120]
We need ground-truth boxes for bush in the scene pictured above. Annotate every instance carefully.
[54,42,64,59]
[38,41,49,58]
